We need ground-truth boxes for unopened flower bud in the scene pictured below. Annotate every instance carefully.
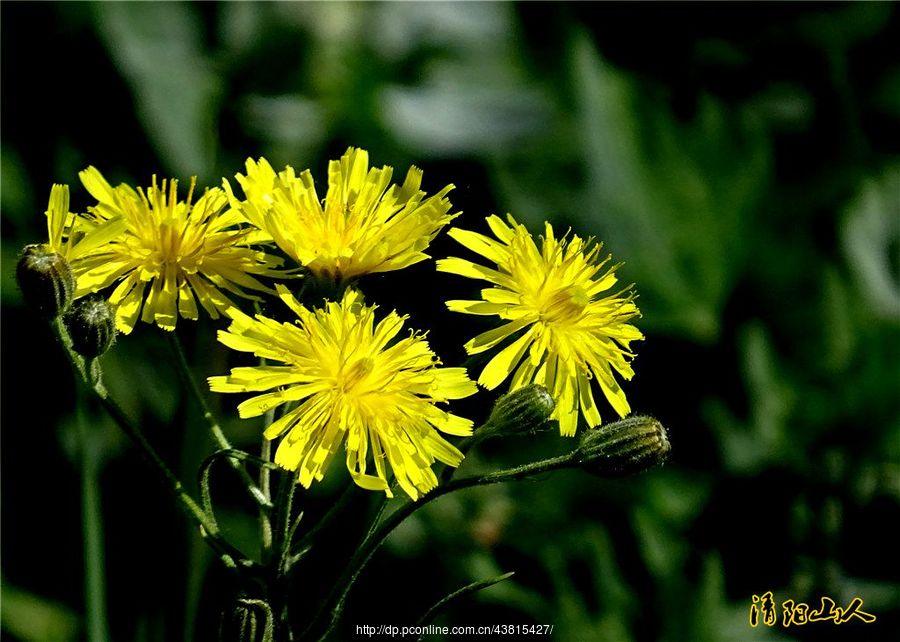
[64,295,116,358]
[576,415,670,476]
[16,243,75,318]
[482,384,555,437]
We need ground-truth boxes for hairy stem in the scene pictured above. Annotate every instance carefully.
[77,400,110,642]
[52,319,251,569]
[307,452,576,640]
[167,332,269,509]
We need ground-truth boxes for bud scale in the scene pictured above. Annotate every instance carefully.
[576,415,671,476]
[16,244,75,318]
[64,294,116,358]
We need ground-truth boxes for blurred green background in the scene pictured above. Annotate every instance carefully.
[2,2,899,641]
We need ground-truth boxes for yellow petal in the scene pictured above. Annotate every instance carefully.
[577,368,602,428]
[261,407,302,440]
[177,278,199,320]
[236,382,327,418]
[436,257,512,288]
[115,279,146,334]
[154,265,178,330]
[46,184,69,252]
[463,319,530,355]
[480,288,520,304]
[446,300,513,316]
[432,367,477,400]
[555,362,578,437]
[593,365,631,418]
[486,214,516,243]
[478,328,533,389]
[78,166,117,207]
[448,228,509,264]
[427,408,474,437]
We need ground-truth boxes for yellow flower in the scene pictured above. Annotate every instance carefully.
[43,183,127,264]
[45,183,80,257]
[73,167,287,334]
[224,147,457,283]
[15,183,132,318]
[436,214,643,436]
[208,286,477,500]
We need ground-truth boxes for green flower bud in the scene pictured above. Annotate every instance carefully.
[64,295,116,358]
[15,243,75,318]
[576,415,670,477]
[483,384,556,437]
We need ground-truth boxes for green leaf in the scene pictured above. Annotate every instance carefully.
[463,552,546,616]
[705,322,796,473]
[841,165,900,322]
[380,62,552,157]
[93,2,221,180]
[687,555,791,642]
[569,30,770,341]
[541,529,635,642]
[820,265,856,373]
[414,572,515,632]
[0,579,80,642]
[632,506,686,581]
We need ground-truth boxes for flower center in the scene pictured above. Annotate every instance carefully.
[153,223,182,262]
[336,357,375,394]
[539,286,589,325]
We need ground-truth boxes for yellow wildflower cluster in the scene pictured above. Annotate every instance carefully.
[22,148,642,499]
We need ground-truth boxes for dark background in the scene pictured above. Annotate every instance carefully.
[2,2,899,641]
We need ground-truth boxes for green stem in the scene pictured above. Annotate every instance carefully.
[77,400,110,642]
[270,474,298,638]
[53,317,87,380]
[260,421,274,558]
[198,449,281,534]
[306,452,576,640]
[294,478,355,551]
[437,428,490,486]
[103,389,248,567]
[274,475,297,570]
[52,319,252,570]
[167,332,268,508]
[260,437,273,502]
[414,572,515,634]
[166,332,231,450]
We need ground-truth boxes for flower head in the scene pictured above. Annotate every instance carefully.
[64,294,117,359]
[576,416,671,477]
[16,183,128,318]
[224,147,457,283]
[74,168,286,334]
[437,214,643,436]
[209,286,477,500]
[16,242,75,318]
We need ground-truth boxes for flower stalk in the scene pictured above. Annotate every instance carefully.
[76,399,110,642]
[52,318,252,570]
[308,449,577,640]
[168,332,272,510]
[309,413,671,639]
